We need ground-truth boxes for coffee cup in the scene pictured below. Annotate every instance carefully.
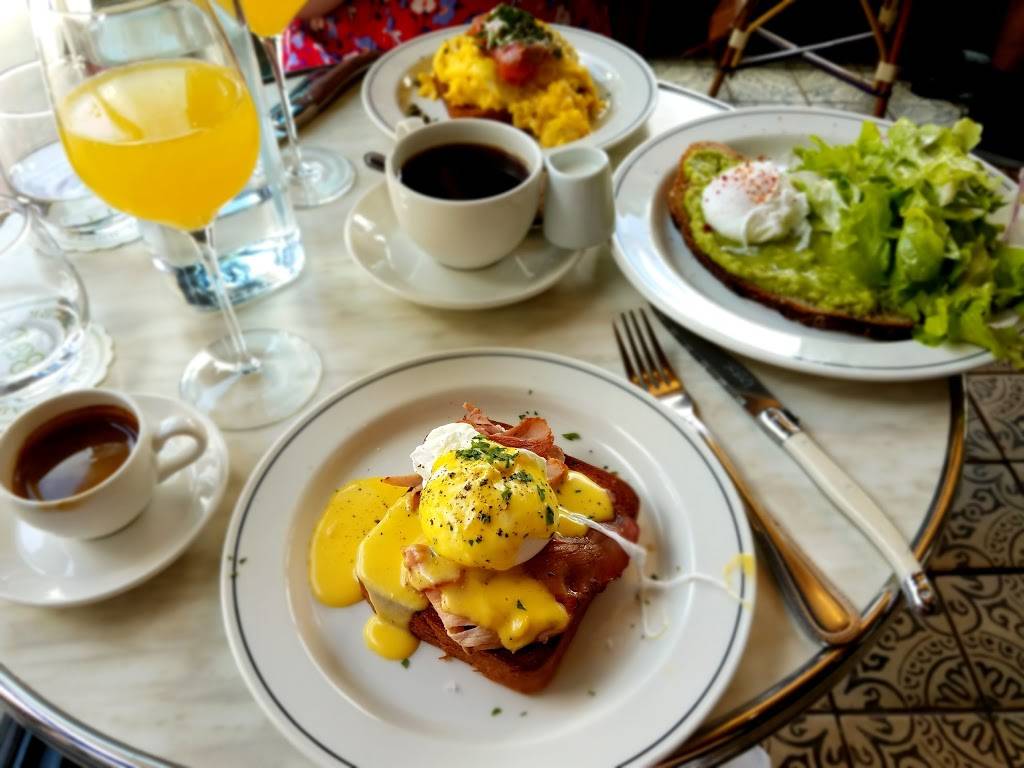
[0,389,208,539]
[385,118,614,269]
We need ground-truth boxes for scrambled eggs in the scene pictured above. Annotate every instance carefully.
[418,10,604,148]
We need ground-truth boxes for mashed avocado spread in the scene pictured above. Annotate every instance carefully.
[680,148,879,316]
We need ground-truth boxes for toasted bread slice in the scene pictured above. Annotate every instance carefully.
[668,141,914,340]
[408,456,639,694]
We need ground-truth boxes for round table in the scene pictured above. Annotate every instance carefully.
[0,82,962,767]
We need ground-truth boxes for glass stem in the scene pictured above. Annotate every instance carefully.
[191,227,260,374]
[262,34,306,176]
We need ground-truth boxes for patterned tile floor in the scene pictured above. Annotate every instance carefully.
[652,60,1022,767]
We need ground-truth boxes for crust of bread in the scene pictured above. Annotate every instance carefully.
[441,94,512,123]
[407,456,639,694]
[668,141,914,340]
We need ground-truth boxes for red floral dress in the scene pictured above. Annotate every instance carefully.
[283,1,611,72]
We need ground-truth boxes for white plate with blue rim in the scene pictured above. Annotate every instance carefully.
[221,348,755,768]
[612,107,1015,381]
[361,24,658,152]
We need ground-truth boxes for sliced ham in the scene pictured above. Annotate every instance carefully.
[461,403,568,486]
[383,474,422,489]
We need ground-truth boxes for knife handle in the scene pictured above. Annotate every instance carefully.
[688,422,863,645]
[781,432,937,614]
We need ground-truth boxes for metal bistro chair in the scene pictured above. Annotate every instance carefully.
[709,0,914,117]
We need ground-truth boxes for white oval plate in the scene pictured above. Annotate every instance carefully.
[221,349,754,768]
[612,106,1014,381]
[361,24,658,152]
[0,394,228,607]
[345,183,581,310]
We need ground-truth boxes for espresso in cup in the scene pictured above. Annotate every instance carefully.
[12,404,138,502]
[0,389,208,539]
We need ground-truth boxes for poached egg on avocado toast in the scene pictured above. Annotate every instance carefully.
[671,119,1024,364]
[308,407,636,687]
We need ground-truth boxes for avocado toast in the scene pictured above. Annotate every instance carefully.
[666,119,1024,365]
[668,142,913,339]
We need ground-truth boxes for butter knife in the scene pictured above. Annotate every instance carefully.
[652,308,937,614]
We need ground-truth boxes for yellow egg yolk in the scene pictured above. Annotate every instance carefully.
[308,478,410,607]
[555,470,615,537]
[437,568,569,652]
[418,440,556,570]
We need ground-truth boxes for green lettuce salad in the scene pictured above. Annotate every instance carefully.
[792,118,1024,365]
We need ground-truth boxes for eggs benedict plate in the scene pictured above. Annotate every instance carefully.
[361,18,658,152]
[221,349,754,767]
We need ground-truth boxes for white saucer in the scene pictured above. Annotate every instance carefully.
[345,184,582,310]
[0,394,228,607]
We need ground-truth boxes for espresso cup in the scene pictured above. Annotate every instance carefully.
[386,118,614,269]
[0,389,208,539]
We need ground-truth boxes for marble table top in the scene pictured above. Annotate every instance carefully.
[0,74,961,767]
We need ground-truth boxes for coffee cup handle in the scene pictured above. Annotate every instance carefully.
[542,146,615,251]
[395,116,428,140]
[152,416,209,483]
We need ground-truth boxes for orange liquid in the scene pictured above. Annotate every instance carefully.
[57,58,260,231]
[217,0,306,37]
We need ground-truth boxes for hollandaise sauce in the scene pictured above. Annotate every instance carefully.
[437,569,569,651]
[309,478,410,607]
[554,470,615,536]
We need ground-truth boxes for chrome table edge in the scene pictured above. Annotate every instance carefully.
[0,663,179,768]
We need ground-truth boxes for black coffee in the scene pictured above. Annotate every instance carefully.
[399,143,528,200]
[12,405,138,502]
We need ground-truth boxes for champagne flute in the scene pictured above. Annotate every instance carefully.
[225,0,355,207]
[31,0,322,430]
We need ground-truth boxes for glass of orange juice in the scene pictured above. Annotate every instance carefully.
[31,0,322,430]
[220,0,355,208]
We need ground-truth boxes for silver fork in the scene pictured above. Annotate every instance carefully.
[614,308,863,645]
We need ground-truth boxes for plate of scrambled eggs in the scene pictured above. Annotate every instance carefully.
[361,6,658,152]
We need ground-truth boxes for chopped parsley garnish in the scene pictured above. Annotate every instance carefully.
[501,487,513,503]
[537,487,546,501]
[476,4,551,49]
[455,435,517,468]
[509,470,533,483]
[491,707,502,716]
[516,600,526,610]
[400,658,410,668]
[562,432,581,441]
[545,506,555,525]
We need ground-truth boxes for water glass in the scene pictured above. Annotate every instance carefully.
[0,61,138,252]
[0,196,89,403]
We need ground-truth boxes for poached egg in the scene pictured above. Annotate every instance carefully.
[701,160,810,247]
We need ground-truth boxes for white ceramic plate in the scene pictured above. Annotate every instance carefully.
[612,107,1014,381]
[361,24,658,152]
[221,349,754,768]
[345,183,581,310]
[0,394,227,607]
